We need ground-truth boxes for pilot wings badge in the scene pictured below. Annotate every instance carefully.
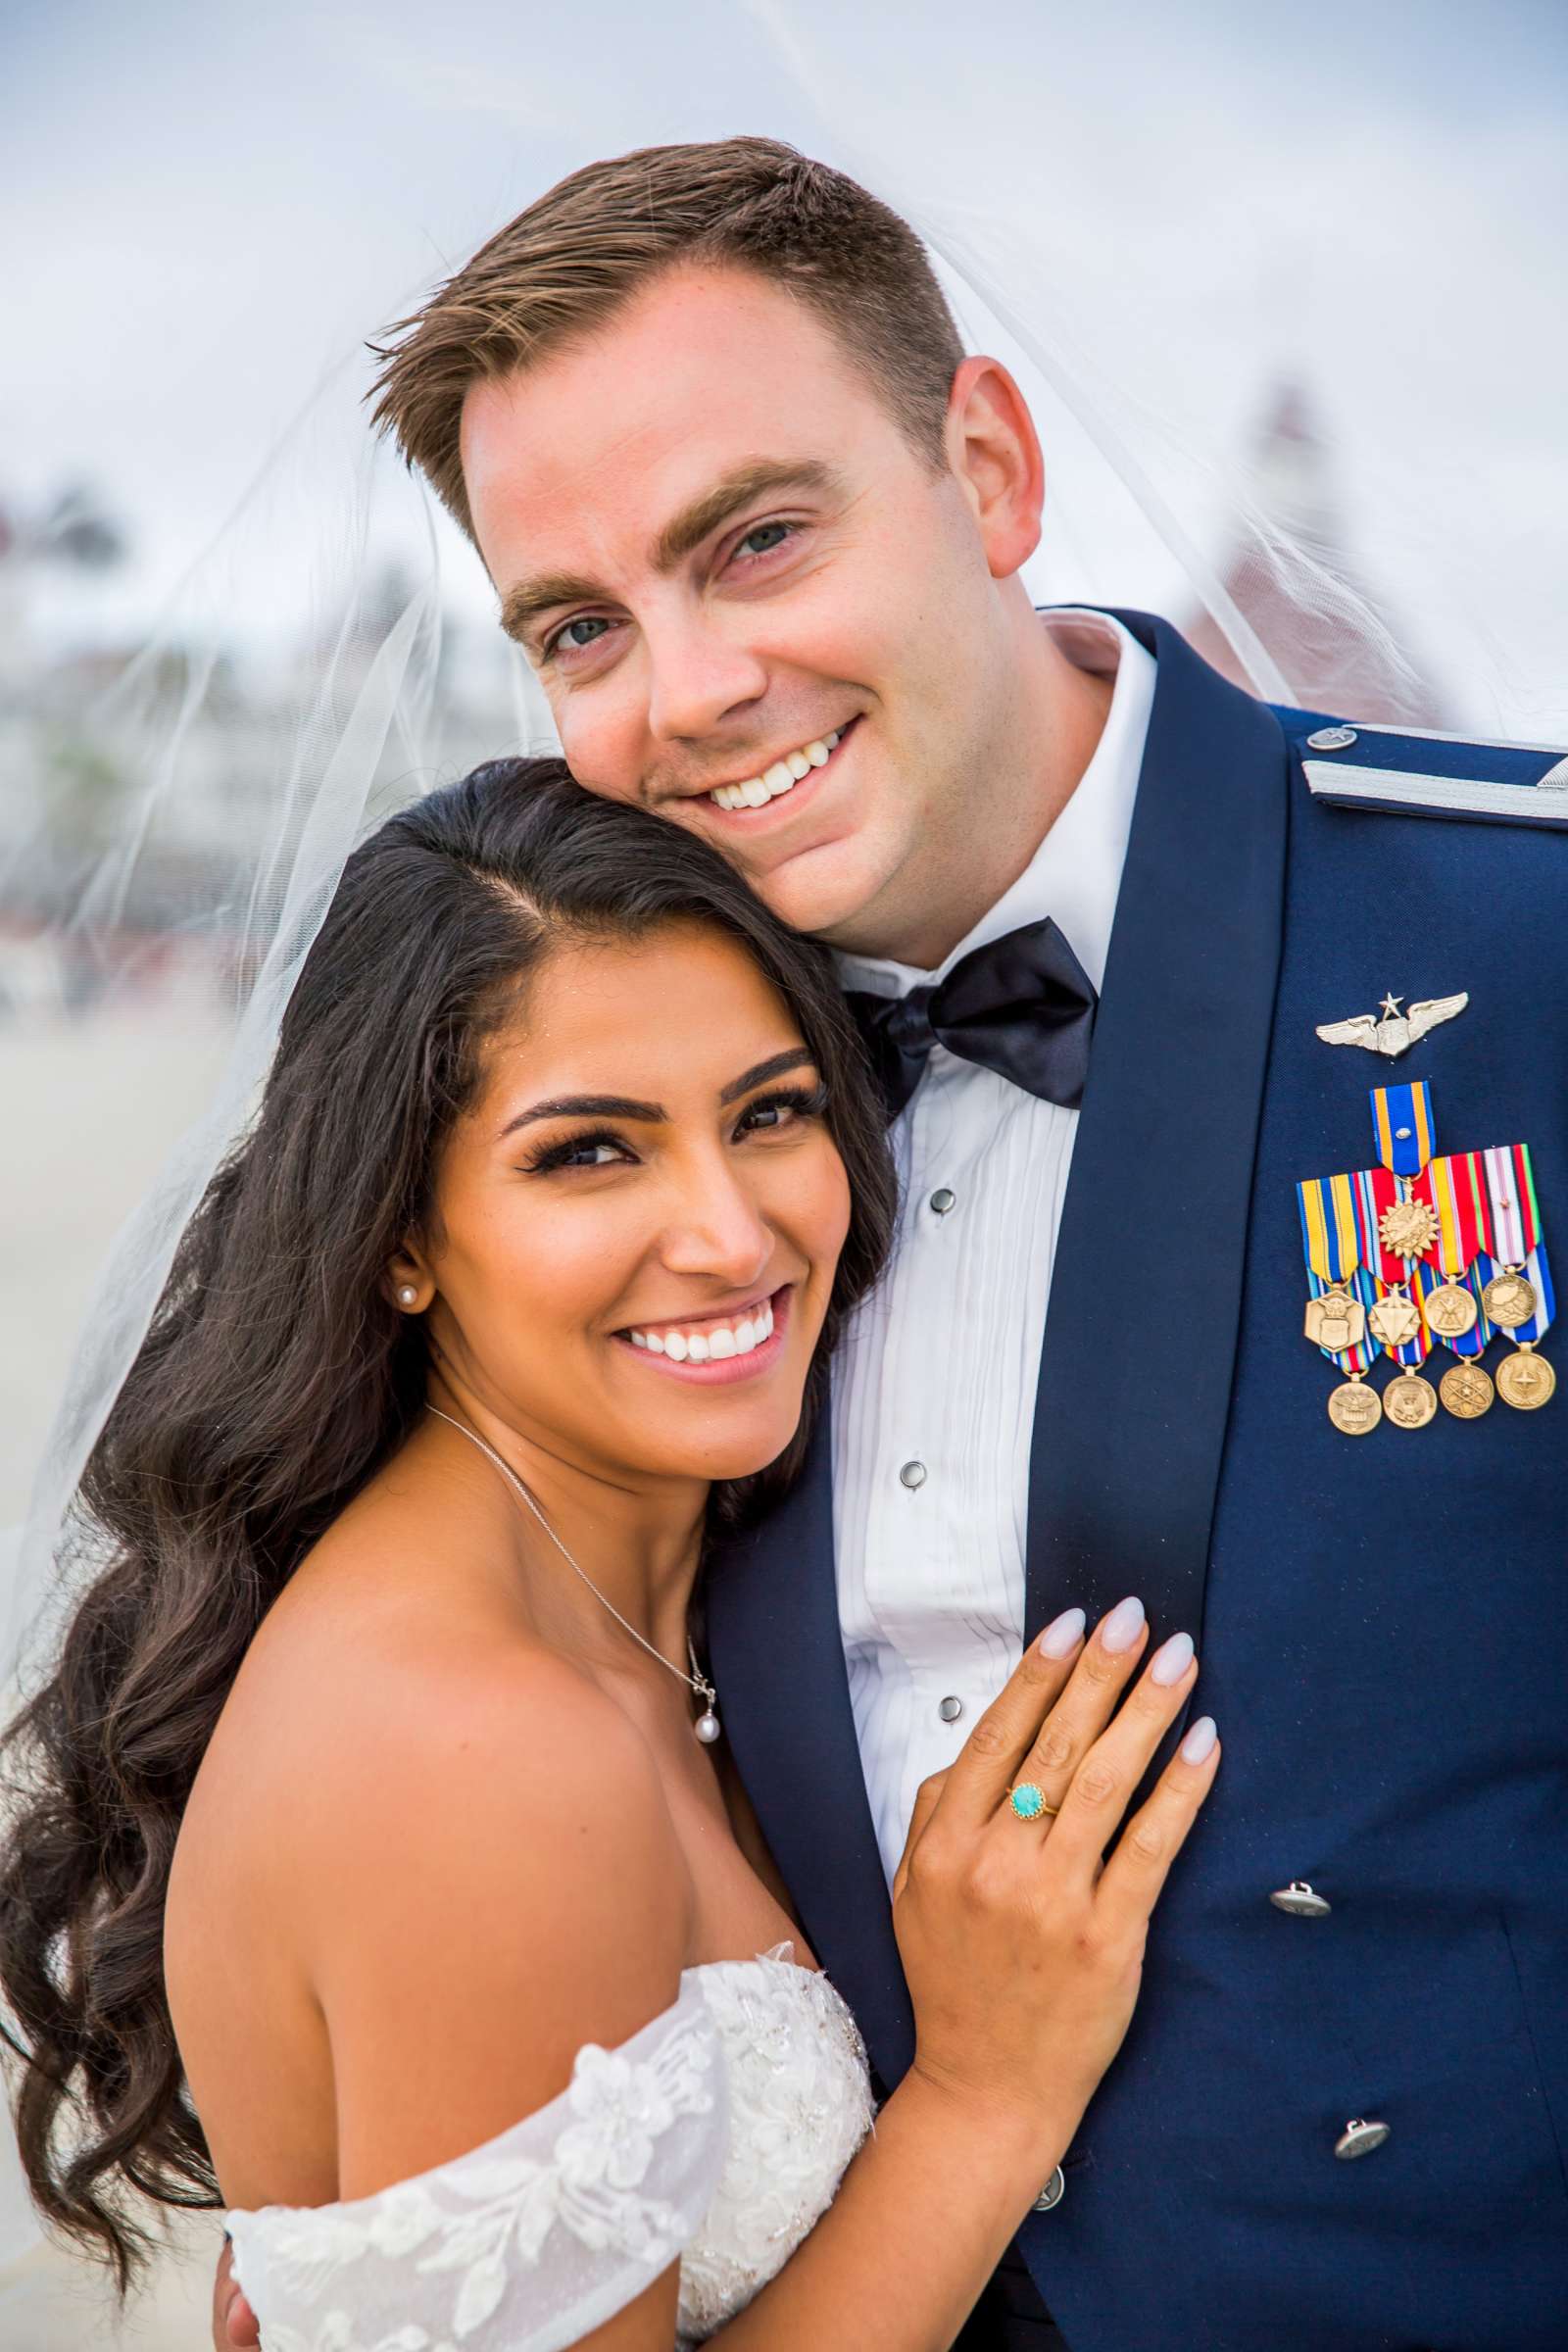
[1316,991,1468,1060]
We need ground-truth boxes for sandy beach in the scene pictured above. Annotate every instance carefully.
[2,999,234,2345]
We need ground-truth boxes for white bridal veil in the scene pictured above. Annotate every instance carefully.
[3,0,1562,2267]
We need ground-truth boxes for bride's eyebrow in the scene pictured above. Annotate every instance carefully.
[498,459,844,644]
[497,1049,813,1141]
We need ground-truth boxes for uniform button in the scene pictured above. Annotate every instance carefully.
[938,1694,964,1724]
[929,1187,956,1216]
[1032,2165,1065,2212]
[899,1459,928,1490]
[1269,1881,1332,1918]
[1305,724,1358,752]
[1334,2118,1390,2161]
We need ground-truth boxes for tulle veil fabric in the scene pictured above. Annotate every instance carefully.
[0,0,1529,2271]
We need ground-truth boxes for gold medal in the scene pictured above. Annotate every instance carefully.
[1383,1371,1439,1430]
[1439,1360,1494,1419]
[1423,1280,1479,1340]
[1327,1376,1382,1436]
[1377,1198,1439,1260]
[1303,1282,1366,1353]
[1495,1345,1556,1411]
[1481,1267,1538,1331]
[1367,1286,1422,1348]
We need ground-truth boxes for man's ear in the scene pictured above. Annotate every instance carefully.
[944,355,1045,581]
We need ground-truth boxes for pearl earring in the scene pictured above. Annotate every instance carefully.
[397,1285,418,1308]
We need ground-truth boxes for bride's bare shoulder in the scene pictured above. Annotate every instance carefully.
[174,1499,692,2157]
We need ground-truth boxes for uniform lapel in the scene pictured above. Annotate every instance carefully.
[1024,611,1289,1645]
[706,1411,915,2085]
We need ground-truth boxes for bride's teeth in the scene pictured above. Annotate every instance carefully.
[645,1331,664,1353]
[630,1330,647,1348]
[684,1332,710,1362]
[708,1328,736,1359]
[663,1332,689,1362]
[805,739,830,766]
[733,1319,757,1353]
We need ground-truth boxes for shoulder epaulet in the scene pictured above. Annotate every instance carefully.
[1287,717,1568,827]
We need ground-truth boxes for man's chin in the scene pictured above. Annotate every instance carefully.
[744,836,902,948]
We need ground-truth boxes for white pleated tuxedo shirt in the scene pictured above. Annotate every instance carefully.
[831,610,1156,1883]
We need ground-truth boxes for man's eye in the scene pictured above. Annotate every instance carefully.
[735,521,794,562]
[557,616,612,653]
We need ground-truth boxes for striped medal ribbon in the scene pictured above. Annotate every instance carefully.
[1365,1083,1440,1427]
[1297,1170,1382,1434]
[1477,1145,1557,1410]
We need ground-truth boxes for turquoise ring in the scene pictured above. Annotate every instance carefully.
[1009,1782,1055,1823]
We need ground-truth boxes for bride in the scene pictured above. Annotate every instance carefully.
[0,759,1216,2350]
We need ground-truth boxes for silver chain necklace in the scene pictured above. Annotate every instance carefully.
[425,1406,721,1745]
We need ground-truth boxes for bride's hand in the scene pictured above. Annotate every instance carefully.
[892,1597,1218,2149]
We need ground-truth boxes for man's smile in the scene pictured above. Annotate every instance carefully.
[662,714,864,831]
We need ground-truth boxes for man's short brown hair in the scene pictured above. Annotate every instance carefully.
[368,136,965,544]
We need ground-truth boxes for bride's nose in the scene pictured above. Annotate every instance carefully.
[655,1157,773,1290]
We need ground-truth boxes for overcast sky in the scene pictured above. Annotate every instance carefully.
[6,0,1566,732]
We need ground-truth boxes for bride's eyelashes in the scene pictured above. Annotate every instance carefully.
[518,1082,830,1176]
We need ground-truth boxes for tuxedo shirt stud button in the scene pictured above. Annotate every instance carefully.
[1269,1881,1332,1918]
[938,1694,964,1724]
[899,1460,928,1491]
[1032,2166,1066,2212]
[1305,724,1358,752]
[1334,2119,1391,2161]
[929,1187,956,1216]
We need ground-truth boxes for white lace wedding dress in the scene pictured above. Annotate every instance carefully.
[223,1948,874,2352]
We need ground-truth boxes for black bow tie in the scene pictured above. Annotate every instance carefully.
[845,916,1098,1121]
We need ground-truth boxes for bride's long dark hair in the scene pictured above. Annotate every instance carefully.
[0,758,895,2295]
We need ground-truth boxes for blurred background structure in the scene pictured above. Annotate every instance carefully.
[3,0,1565,2339]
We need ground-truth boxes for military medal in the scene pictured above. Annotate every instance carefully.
[1496,1346,1556,1411]
[1476,1145,1556,1408]
[1366,1285,1421,1348]
[1420,1151,1494,1403]
[1481,1267,1537,1331]
[1357,1087,1440,1428]
[1304,1280,1365,1352]
[1425,1280,1479,1341]
[1297,1169,1379,1432]
[1438,1360,1494,1419]
[1326,1377,1382,1436]
[1298,1076,1554,1429]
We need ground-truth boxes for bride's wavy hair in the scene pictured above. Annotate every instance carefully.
[0,758,896,2295]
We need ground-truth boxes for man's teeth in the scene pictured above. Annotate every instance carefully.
[627,1298,777,1362]
[710,731,842,811]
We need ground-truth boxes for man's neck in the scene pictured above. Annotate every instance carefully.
[841,611,1115,971]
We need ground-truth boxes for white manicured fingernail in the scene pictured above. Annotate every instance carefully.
[1038,1606,1087,1658]
[1100,1595,1146,1654]
[1150,1631,1195,1687]
[1180,1715,1218,1764]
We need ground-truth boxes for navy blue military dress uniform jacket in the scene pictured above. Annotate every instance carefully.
[707,611,1568,2352]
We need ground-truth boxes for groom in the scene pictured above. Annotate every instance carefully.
[218,139,1568,2349]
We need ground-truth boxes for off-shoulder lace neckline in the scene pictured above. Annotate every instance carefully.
[223,1944,818,2228]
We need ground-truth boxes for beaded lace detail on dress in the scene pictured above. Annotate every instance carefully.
[224,1948,873,2352]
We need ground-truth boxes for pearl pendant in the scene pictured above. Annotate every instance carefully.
[695,1708,722,1745]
